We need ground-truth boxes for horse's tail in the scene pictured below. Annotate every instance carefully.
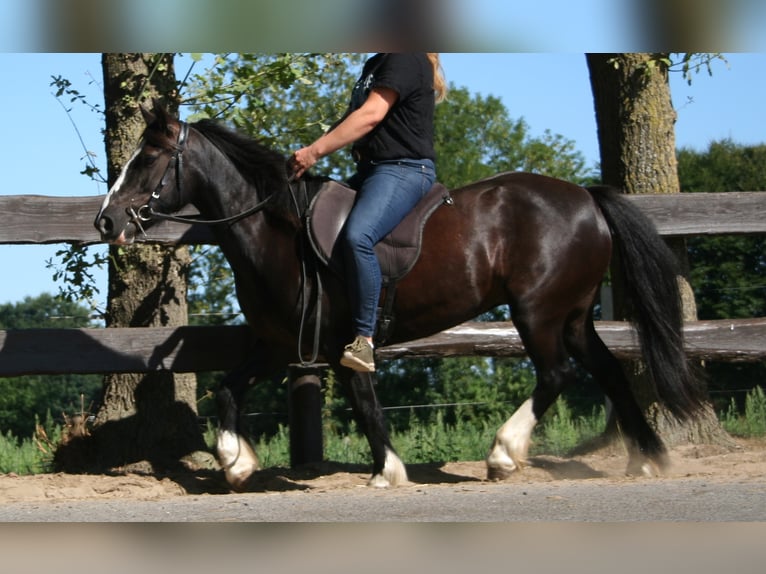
[587,185,707,421]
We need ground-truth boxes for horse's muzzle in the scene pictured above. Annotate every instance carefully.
[94,214,136,245]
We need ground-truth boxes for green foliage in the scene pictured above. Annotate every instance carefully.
[0,414,62,475]
[672,53,729,85]
[680,140,766,320]
[393,410,502,463]
[720,386,766,437]
[537,399,606,456]
[46,244,108,310]
[0,292,94,329]
[0,431,47,474]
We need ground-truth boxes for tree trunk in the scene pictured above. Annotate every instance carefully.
[586,53,732,447]
[55,53,213,473]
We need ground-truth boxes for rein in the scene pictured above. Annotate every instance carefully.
[145,195,275,226]
[289,178,323,367]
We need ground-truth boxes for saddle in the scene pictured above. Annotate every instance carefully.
[306,179,453,342]
[307,180,452,281]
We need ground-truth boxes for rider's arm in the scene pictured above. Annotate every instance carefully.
[290,87,397,177]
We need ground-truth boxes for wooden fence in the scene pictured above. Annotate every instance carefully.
[1,191,765,464]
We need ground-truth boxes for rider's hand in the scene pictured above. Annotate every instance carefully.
[290,146,319,179]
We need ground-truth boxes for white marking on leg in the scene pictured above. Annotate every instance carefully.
[627,457,662,478]
[367,447,408,488]
[216,430,260,491]
[486,398,538,479]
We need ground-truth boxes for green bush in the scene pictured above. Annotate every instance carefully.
[0,414,61,475]
[721,386,766,437]
[537,399,606,456]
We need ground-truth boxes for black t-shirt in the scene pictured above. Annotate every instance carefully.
[349,53,436,162]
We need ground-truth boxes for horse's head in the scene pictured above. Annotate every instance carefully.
[94,102,192,244]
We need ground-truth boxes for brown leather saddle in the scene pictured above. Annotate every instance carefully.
[307,180,453,282]
[306,180,453,343]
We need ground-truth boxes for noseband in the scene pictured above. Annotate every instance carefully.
[127,121,275,235]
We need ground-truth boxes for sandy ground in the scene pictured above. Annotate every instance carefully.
[0,438,764,505]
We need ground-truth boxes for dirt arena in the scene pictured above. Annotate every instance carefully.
[1,438,764,504]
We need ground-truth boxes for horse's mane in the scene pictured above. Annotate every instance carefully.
[191,119,324,216]
[193,119,287,187]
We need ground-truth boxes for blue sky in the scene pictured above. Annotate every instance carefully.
[0,52,764,311]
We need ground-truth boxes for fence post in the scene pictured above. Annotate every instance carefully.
[287,363,326,467]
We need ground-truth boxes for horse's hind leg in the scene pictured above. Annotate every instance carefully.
[564,315,669,476]
[486,396,539,479]
[338,370,408,487]
[486,313,576,480]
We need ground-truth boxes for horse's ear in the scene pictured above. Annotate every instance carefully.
[140,103,156,126]
[140,98,175,135]
[153,99,177,135]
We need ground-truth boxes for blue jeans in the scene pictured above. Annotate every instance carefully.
[344,158,436,338]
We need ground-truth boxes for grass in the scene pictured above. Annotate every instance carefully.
[2,389,765,475]
[720,385,766,437]
[0,416,61,475]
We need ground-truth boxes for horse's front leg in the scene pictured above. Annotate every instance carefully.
[215,358,262,491]
[339,369,408,487]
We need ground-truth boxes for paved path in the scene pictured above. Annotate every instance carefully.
[2,477,764,521]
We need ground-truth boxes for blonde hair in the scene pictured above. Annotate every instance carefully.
[427,53,447,103]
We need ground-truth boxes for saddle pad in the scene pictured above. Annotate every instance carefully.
[307,180,452,282]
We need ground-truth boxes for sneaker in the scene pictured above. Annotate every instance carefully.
[340,336,376,372]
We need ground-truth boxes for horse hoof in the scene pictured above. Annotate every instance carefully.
[367,448,408,488]
[486,463,518,481]
[225,470,255,492]
[367,474,392,488]
[217,430,260,491]
[223,462,260,492]
[626,459,661,478]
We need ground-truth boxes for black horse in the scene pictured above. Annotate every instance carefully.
[94,103,705,490]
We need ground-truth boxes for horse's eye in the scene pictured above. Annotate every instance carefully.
[142,152,160,166]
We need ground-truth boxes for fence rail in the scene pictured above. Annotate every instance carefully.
[1,318,765,377]
[2,191,766,246]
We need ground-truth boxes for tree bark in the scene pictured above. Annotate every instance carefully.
[586,53,733,448]
[55,53,213,473]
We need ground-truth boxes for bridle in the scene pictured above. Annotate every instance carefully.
[127,121,275,236]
